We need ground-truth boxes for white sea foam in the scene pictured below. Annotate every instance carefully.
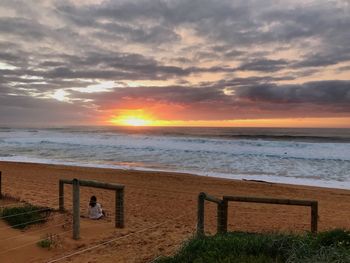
[0,128,349,189]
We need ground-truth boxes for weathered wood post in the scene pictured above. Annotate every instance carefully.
[217,199,228,234]
[72,178,80,240]
[60,178,125,239]
[115,188,124,228]
[0,171,2,199]
[311,201,318,233]
[197,192,205,236]
[59,180,64,212]
[217,202,223,234]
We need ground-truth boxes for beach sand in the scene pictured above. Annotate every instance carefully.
[0,161,350,262]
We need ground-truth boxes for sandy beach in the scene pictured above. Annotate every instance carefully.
[0,161,350,262]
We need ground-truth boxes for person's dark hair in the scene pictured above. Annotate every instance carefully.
[89,195,97,207]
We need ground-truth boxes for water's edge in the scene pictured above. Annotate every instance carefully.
[0,158,348,191]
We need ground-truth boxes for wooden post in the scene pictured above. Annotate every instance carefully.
[197,192,205,236]
[60,178,125,239]
[311,201,318,233]
[217,202,222,234]
[223,200,228,233]
[72,179,80,240]
[116,189,124,228]
[217,200,228,234]
[223,195,318,233]
[0,171,2,199]
[59,180,64,212]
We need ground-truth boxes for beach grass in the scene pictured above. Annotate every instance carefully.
[37,233,62,249]
[0,204,52,229]
[155,229,350,263]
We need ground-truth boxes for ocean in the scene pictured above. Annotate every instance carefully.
[0,126,349,189]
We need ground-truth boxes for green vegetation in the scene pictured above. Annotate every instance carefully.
[37,238,52,249]
[156,229,350,263]
[0,204,51,229]
[37,233,61,249]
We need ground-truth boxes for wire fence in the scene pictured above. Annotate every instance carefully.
[0,174,199,262]
[0,217,118,256]
[46,214,188,263]
[0,194,65,208]
[0,206,191,262]
[0,212,65,231]
[1,175,200,200]
[0,188,193,262]
[0,206,56,220]
[0,228,72,256]
[0,220,68,242]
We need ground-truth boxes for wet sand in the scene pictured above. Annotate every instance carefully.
[0,161,350,262]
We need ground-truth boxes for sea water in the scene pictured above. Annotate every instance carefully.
[0,127,349,189]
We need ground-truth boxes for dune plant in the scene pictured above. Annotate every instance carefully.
[37,233,61,249]
[155,230,350,263]
[0,204,51,229]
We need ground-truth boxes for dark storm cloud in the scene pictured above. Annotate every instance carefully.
[72,79,350,116]
[73,84,227,107]
[56,0,348,47]
[0,17,47,40]
[92,22,180,44]
[56,1,181,45]
[1,48,238,97]
[0,0,350,125]
[238,59,289,72]
[0,94,96,126]
[235,81,350,109]
[0,52,20,62]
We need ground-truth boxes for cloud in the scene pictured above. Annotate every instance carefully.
[0,0,349,125]
[0,94,98,126]
[65,79,350,121]
[235,80,350,110]
[238,59,289,72]
[0,17,47,40]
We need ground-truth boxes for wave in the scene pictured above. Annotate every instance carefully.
[0,156,349,190]
[0,153,14,157]
[222,134,350,143]
[0,128,349,189]
[17,126,349,141]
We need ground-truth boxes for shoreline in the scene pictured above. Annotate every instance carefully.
[0,161,350,262]
[0,158,349,191]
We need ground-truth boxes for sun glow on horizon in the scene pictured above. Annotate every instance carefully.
[119,116,152,126]
[109,110,155,126]
[107,112,350,128]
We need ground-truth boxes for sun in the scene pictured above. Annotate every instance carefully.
[121,116,152,126]
[109,110,154,126]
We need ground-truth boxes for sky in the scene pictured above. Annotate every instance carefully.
[0,0,349,127]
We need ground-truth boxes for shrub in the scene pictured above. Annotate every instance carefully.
[37,238,52,249]
[0,204,51,229]
[37,233,61,249]
[155,230,350,263]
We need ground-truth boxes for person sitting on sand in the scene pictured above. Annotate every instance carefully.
[88,195,105,219]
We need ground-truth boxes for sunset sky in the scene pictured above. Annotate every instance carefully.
[0,0,349,127]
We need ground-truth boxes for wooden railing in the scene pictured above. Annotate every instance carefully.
[197,192,226,236]
[197,192,318,236]
[0,171,2,199]
[59,178,125,240]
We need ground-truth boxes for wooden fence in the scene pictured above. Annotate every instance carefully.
[197,192,227,236]
[59,178,125,240]
[197,192,318,236]
[0,171,2,199]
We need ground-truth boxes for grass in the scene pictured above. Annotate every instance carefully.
[37,238,52,249]
[37,233,61,249]
[155,229,350,263]
[0,204,52,229]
